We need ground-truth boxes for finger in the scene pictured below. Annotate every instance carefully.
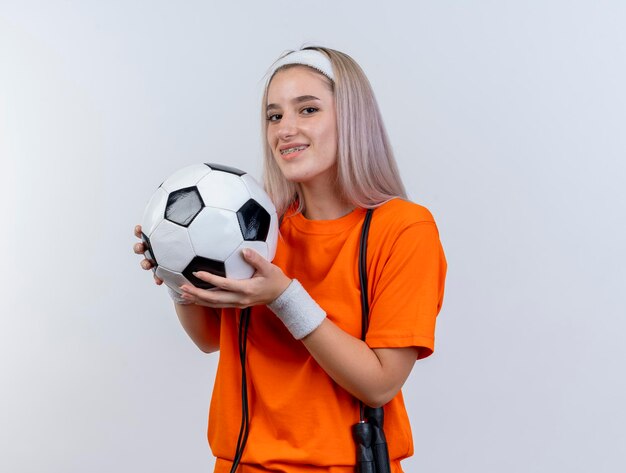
[193,299,243,309]
[133,242,146,254]
[134,225,142,238]
[191,271,246,292]
[241,248,270,273]
[140,259,153,270]
[179,285,232,306]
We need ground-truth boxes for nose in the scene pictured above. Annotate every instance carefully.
[277,112,297,141]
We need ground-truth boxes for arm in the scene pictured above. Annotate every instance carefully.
[179,248,417,406]
[133,225,220,353]
[174,303,221,353]
[302,319,418,407]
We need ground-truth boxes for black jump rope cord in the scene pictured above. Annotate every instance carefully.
[358,209,374,422]
[356,210,391,473]
[229,209,379,472]
[229,307,251,473]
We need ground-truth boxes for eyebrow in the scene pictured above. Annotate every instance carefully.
[266,95,321,112]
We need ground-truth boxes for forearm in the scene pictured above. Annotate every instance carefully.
[174,303,221,353]
[268,280,418,406]
[301,319,417,407]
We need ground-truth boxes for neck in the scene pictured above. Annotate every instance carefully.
[300,184,353,221]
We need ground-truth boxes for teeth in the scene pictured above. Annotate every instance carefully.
[281,146,307,155]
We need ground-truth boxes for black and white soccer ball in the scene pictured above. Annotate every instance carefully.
[141,163,278,292]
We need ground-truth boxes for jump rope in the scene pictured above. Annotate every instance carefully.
[230,209,390,473]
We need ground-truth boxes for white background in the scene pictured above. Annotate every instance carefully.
[1,1,625,472]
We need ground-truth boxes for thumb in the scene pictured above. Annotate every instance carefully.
[242,248,270,272]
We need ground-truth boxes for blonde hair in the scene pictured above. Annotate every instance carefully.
[262,46,407,216]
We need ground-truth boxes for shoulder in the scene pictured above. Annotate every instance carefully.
[370,198,438,235]
[362,199,443,270]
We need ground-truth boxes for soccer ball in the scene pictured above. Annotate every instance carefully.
[141,163,279,292]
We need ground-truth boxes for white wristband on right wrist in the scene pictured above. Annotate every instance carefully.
[268,279,327,340]
[167,286,192,305]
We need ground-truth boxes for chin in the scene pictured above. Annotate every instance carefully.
[277,166,308,183]
[282,174,308,184]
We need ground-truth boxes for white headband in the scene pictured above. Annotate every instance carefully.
[268,49,335,82]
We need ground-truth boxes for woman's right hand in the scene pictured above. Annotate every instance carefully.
[133,225,164,285]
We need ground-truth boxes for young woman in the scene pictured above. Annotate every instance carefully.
[133,46,446,473]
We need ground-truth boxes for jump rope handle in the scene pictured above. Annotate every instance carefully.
[364,406,391,473]
[352,421,376,473]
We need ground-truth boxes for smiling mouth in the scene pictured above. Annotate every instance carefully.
[280,145,308,155]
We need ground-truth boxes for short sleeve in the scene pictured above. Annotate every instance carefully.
[366,221,447,359]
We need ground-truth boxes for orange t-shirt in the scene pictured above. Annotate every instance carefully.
[208,198,447,472]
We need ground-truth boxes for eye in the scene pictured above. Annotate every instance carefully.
[266,113,282,122]
[301,107,318,115]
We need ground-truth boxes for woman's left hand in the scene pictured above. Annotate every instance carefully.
[179,248,292,309]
